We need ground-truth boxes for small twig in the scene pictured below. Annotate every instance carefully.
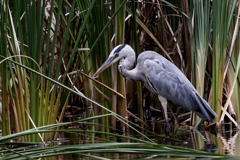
[221,106,239,129]
[94,86,112,102]
[80,71,126,99]
[158,112,190,123]
[126,110,149,127]
[56,70,125,99]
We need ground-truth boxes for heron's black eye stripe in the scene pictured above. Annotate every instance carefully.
[114,44,126,53]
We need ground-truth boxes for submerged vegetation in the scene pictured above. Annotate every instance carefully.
[0,0,240,159]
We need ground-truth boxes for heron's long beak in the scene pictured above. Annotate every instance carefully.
[92,56,114,77]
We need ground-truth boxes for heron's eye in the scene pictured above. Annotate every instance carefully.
[114,53,119,58]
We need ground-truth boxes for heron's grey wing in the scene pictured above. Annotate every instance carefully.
[143,58,216,121]
[143,58,192,105]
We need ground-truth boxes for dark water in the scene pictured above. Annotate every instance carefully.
[141,121,239,156]
[62,104,238,157]
[54,120,240,159]
[2,121,237,159]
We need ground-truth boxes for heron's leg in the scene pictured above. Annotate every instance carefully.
[158,95,170,132]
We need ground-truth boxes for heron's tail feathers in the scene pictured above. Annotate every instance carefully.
[193,93,217,122]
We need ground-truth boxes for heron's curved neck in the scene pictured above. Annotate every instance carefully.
[123,55,135,70]
[118,51,143,81]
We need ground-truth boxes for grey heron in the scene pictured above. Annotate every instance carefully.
[93,44,217,131]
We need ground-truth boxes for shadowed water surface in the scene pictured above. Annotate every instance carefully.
[54,119,240,159]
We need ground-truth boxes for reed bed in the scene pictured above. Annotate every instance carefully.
[0,0,240,159]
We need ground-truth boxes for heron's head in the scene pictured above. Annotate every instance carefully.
[93,44,133,77]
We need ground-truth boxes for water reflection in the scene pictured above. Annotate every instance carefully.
[150,121,240,156]
[216,125,239,155]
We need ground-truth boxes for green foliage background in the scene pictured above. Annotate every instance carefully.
[0,0,239,148]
